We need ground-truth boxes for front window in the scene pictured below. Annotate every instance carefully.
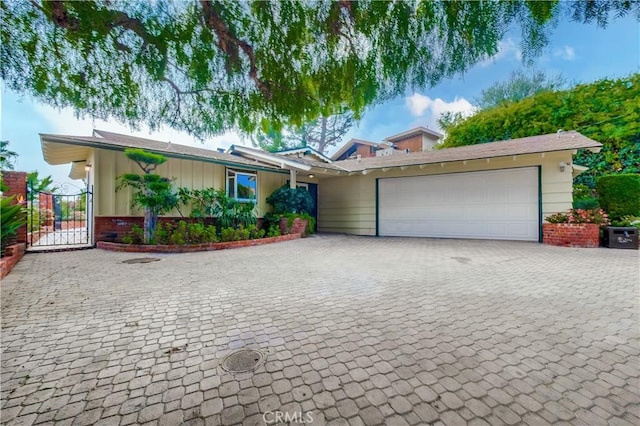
[227,170,257,202]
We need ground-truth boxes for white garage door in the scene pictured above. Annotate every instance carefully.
[378,167,539,241]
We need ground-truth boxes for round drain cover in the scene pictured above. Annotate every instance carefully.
[222,349,265,373]
[121,258,161,264]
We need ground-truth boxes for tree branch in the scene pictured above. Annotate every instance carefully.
[199,0,272,99]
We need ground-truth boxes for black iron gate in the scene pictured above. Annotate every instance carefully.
[28,182,92,248]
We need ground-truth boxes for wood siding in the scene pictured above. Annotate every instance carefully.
[94,149,288,218]
[393,135,423,153]
[318,152,573,236]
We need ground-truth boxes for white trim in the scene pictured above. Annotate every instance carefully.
[330,138,391,161]
[229,145,312,171]
[227,169,258,202]
[383,126,443,142]
[273,147,333,163]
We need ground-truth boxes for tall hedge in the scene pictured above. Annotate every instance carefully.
[596,174,640,220]
[438,74,640,189]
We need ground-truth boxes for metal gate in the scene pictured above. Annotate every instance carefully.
[28,182,93,248]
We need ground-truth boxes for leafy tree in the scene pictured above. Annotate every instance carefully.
[26,171,57,200]
[439,74,640,189]
[116,149,178,243]
[1,141,18,170]
[474,69,566,110]
[254,112,354,154]
[2,1,636,137]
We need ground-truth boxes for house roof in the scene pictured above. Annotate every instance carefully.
[384,126,443,142]
[227,145,312,171]
[273,147,333,163]
[333,131,602,172]
[40,131,283,173]
[330,138,392,160]
[40,129,602,179]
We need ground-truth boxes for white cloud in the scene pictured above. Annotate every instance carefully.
[406,93,432,117]
[477,38,523,67]
[33,103,249,151]
[405,93,475,131]
[553,45,576,61]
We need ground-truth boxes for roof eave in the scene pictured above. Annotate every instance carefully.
[40,134,286,174]
[229,145,312,171]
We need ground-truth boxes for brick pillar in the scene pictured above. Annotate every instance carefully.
[2,171,28,243]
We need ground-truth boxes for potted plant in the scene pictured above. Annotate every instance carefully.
[604,216,640,249]
[597,174,640,249]
[266,185,315,236]
[543,208,610,248]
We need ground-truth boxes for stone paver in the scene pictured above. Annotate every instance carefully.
[1,235,638,425]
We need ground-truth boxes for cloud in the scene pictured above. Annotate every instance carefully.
[33,103,249,151]
[553,45,576,61]
[477,38,523,67]
[405,93,475,132]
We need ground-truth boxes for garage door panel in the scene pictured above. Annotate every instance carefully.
[378,168,539,241]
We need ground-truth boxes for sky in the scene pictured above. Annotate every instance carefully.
[1,14,638,187]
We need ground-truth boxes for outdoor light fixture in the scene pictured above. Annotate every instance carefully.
[85,163,92,172]
[559,162,568,172]
[308,174,315,178]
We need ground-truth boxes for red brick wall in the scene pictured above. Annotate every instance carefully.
[1,243,26,278]
[279,217,308,236]
[39,192,53,211]
[543,223,600,248]
[2,171,27,243]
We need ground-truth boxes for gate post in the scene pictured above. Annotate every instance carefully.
[2,171,28,243]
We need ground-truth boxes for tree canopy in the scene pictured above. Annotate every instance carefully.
[474,69,566,110]
[2,1,637,138]
[253,112,354,153]
[439,74,640,188]
[0,141,18,170]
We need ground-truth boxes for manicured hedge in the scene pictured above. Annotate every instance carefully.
[597,174,640,220]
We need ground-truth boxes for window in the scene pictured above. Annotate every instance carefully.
[227,169,257,202]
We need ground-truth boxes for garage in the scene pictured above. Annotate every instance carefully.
[378,167,540,241]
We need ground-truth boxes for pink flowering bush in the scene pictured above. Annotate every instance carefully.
[546,209,610,227]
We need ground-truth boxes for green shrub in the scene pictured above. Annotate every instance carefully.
[596,174,640,220]
[573,197,599,210]
[220,226,251,242]
[266,225,281,237]
[123,221,217,245]
[611,215,640,229]
[266,185,314,214]
[122,224,144,244]
[247,224,265,239]
[1,196,26,255]
[573,183,594,200]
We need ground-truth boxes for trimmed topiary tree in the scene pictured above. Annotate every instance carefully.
[117,149,178,243]
[596,174,640,221]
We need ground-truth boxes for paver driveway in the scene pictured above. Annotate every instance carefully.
[1,235,638,426]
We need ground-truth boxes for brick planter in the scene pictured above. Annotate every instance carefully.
[1,243,26,279]
[543,223,600,248]
[279,217,308,236]
[97,233,301,253]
